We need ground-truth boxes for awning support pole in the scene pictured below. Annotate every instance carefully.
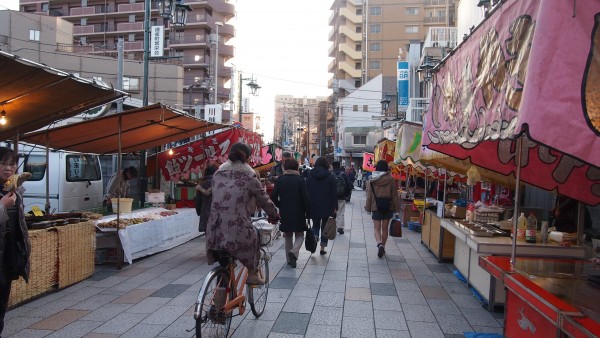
[510,136,523,266]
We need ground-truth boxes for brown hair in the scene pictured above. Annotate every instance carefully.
[228,143,252,163]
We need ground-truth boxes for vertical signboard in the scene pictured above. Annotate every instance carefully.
[150,26,164,57]
[397,61,410,111]
[205,104,222,136]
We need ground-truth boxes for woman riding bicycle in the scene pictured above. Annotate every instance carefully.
[205,143,279,285]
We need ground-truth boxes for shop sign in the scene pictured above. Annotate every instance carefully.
[150,26,164,57]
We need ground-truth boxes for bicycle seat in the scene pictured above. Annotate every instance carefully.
[211,250,236,267]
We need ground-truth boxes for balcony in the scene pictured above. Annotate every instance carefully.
[424,0,448,6]
[424,16,447,24]
[116,22,143,32]
[182,57,210,67]
[423,27,458,49]
[210,0,235,18]
[339,7,361,24]
[338,62,361,78]
[339,26,361,42]
[218,44,234,58]
[117,3,145,13]
[338,43,361,60]
[169,35,209,47]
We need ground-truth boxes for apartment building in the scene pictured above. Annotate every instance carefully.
[0,10,182,111]
[19,0,235,121]
[273,95,331,159]
[329,0,455,98]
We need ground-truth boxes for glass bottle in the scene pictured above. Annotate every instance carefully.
[526,212,537,243]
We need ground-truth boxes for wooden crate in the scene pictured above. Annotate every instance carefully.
[57,221,95,289]
[8,228,58,307]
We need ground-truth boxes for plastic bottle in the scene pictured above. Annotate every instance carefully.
[526,212,537,243]
[541,221,549,244]
[517,212,527,241]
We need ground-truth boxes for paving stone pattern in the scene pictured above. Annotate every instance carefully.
[5,190,504,337]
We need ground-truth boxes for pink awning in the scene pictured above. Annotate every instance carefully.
[423,0,600,206]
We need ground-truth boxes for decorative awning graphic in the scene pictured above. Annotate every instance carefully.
[423,0,600,205]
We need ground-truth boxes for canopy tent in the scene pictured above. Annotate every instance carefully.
[0,51,126,141]
[423,0,600,206]
[20,103,227,154]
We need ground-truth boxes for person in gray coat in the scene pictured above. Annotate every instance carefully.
[306,157,337,255]
[271,159,310,268]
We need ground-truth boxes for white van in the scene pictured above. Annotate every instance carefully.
[13,144,104,214]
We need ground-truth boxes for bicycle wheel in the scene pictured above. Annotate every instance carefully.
[195,269,233,338]
[248,248,270,317]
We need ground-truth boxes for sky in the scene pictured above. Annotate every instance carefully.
[0,0,333,142]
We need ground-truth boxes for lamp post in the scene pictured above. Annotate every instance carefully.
[212,21,223,104]
[142,0,190,200]
[237,73,261,123]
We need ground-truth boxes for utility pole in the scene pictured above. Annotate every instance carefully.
[306,110,310,162]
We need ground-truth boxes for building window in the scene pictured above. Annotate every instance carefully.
[29,29,40,41]
[405,25,419,33]
[369,61,381,69]
[370,7,381,15]
[438,10,446,17]
[80,18,86,25]
[363,105,368,112]
[41,3,48,11]
[355,62,361,70]
[370,42,381,51]
[370,24,381,33]
[356,26,362,33]
[356,8,362,15]
[128,33,135,42]
[353,105,358,111]
[353,135,366,145]
[123,77,140,92]
[354,79,361,87]
[355,44,361,51]
[406,7,419,15]
[129,14,136,23]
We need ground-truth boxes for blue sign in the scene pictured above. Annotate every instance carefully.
[397,61,410,111]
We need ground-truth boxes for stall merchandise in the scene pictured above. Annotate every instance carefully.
[480,256,600,337]
[442,218,586,310]
[8,221,95,307]
[96,207,200,264]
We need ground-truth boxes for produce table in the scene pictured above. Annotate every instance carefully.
[479,256,600,337]
[441,218,586,311]
[96,208,200,264]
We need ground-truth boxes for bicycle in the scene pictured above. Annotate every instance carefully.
[194,217,278,337]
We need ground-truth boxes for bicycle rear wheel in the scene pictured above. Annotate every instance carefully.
[195,269,233,338]
[248,248,270,317]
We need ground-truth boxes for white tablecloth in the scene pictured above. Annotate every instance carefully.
[96,208,200,264]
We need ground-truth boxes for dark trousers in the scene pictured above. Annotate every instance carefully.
[0,278,12,335]
[311,217,329,247]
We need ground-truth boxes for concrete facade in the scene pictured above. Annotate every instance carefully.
[18,0,235,121]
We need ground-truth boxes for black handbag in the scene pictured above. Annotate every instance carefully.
[304,221,317,253]
[4,233,27,278]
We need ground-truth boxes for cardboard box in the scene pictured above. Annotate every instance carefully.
[450,206,466,219]
[145,192,165,203]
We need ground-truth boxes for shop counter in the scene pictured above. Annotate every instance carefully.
[421,210,455,262]
[441,218,586,311]
[96,208,200,265]
[480,256,600,337]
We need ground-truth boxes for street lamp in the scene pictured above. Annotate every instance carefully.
[237,73,261,123]
[212,22,223,104]
[142,0,191,199]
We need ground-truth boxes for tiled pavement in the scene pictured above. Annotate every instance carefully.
[5,190,504,337]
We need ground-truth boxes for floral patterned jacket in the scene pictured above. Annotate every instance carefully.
[205,160,278,271]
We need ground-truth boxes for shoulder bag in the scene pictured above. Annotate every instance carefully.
[371,181,392,212]
[323,216,337,240]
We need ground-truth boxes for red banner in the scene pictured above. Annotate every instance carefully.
[157,128,263,182]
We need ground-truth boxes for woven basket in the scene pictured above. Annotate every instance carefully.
[57,221,95,289]
[8,228,58,307]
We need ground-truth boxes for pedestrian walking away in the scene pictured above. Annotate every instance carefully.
[270,158,310,268]
[306,157,337,255]
[365,160,400,258]
[195,164,217,235]
[332,161,352,234]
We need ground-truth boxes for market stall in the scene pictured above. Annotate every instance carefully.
[95,207,199,264]
[21,104,229,269]
[420,0,600,317]
[480,256,600,337]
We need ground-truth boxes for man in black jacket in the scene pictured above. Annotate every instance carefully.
[332,161,351,234]
[268,151,292,183]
